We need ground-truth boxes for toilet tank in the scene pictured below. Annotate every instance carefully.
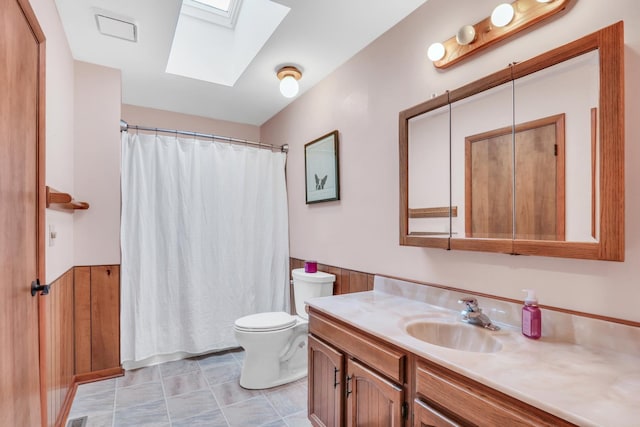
[292,268,335,320]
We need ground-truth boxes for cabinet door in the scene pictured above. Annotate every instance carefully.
[413,400,460,427]
[346,358,404,427]
[309,335,344,427]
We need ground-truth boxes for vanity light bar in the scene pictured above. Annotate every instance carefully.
[429,0,570,69]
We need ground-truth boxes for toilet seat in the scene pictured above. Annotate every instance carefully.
[234,311,297,332]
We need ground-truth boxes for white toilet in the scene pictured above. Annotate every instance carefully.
[234,268,335,389]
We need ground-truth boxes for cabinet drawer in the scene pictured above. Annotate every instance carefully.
[413,399,461,427]
[309,311,405,384]
[415,359,575,426]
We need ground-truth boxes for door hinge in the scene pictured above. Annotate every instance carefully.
[554,144,558,156]
[401,402,409,420]
[31,279,49,297]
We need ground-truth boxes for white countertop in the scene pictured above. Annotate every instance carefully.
[306,289,640,427]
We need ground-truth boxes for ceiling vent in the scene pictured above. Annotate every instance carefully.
[95,14,137,42]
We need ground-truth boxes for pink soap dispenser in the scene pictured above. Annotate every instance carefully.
[522,289,542,339]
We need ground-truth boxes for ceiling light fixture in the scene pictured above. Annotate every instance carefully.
[426,0,570,69]
[277,66,302,98]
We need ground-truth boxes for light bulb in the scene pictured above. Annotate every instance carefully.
[491,3,515,28]
[427,43,446,62]
[536,0,553,2]
[279,75,299,98]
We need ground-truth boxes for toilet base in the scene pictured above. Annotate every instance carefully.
[239,368,307,390]
[236,322,309,390]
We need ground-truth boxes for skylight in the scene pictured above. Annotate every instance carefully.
[182,0,242,29]
[166,0,290,87]
[194,0,231,13]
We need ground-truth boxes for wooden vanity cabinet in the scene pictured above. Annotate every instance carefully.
[308,309,408,427]
[414,358,575,426]
[308,308,575,426]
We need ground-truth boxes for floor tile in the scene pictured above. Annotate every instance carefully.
[166,389,219,421]
[211,379,261,406]
[115,381,164,409]
[196,352,238,369]
[170,408,229,427]
[117,366,161,388]
[69,389,115,417]
[221,396,281,427]
[76,378,117,397]
[261,419,288,427]
[231,351,245,363]
[202,362,241,386]
[264,382,307,418]
[162,370,208,397]
[113,399,169,426]
[283,411,313,427]
[159,358,201,378]
[83,412,114,427]
[67,353,312,427]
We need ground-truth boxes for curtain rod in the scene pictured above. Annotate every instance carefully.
[119,119,288,153]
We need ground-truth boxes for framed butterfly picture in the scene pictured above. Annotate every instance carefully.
[304,130,340,204]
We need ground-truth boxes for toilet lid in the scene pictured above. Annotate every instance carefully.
[234,311,297,332]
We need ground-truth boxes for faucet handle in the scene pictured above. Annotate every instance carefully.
[458,297,479,311]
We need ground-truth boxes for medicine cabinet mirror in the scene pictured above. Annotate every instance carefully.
[399,22,624,261]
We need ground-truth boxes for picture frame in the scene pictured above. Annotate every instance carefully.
[305,130,340,204]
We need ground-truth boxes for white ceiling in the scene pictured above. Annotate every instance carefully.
[54,0,427,126]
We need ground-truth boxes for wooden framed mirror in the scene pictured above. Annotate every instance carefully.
[399,21,624,261]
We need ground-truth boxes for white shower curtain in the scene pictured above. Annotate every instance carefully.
[120,132,289,368]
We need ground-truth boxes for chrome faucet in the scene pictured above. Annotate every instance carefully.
[458,297,500,331]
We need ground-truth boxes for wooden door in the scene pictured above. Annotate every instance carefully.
[465,114,565,241]
[308,335,344,427]
[0,0,46,425]
[346,359,403,427]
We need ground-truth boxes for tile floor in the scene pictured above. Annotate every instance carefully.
[67,349,312,427]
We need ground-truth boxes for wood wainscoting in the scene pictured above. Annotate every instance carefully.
[290,258,374,295]
[44,269,75,427]
[74,265,121,374]
[44,266,123,427]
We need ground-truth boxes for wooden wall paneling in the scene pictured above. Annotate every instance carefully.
[338,269,350,295]
[348,271,370,294]
[74,267,92,374]
[43,269,75,427]
[325,266,343,295]
[290,258,305,272]
[290,259,305,312]
[291,258,376,295]
[57,271,75,427]
[90,266,121,371]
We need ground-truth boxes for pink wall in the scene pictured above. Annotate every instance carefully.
[74,61,122,266]
[121,104,260,142]
[28,0,76,282]
[261,0,640,322]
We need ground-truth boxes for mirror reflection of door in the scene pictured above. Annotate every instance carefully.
[465,114,565,240]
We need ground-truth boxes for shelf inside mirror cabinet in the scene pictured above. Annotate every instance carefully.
[46,186,90,211]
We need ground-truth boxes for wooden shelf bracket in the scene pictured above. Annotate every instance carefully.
[46,186,90,211]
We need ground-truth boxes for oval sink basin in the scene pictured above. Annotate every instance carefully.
[405,321,502,353]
